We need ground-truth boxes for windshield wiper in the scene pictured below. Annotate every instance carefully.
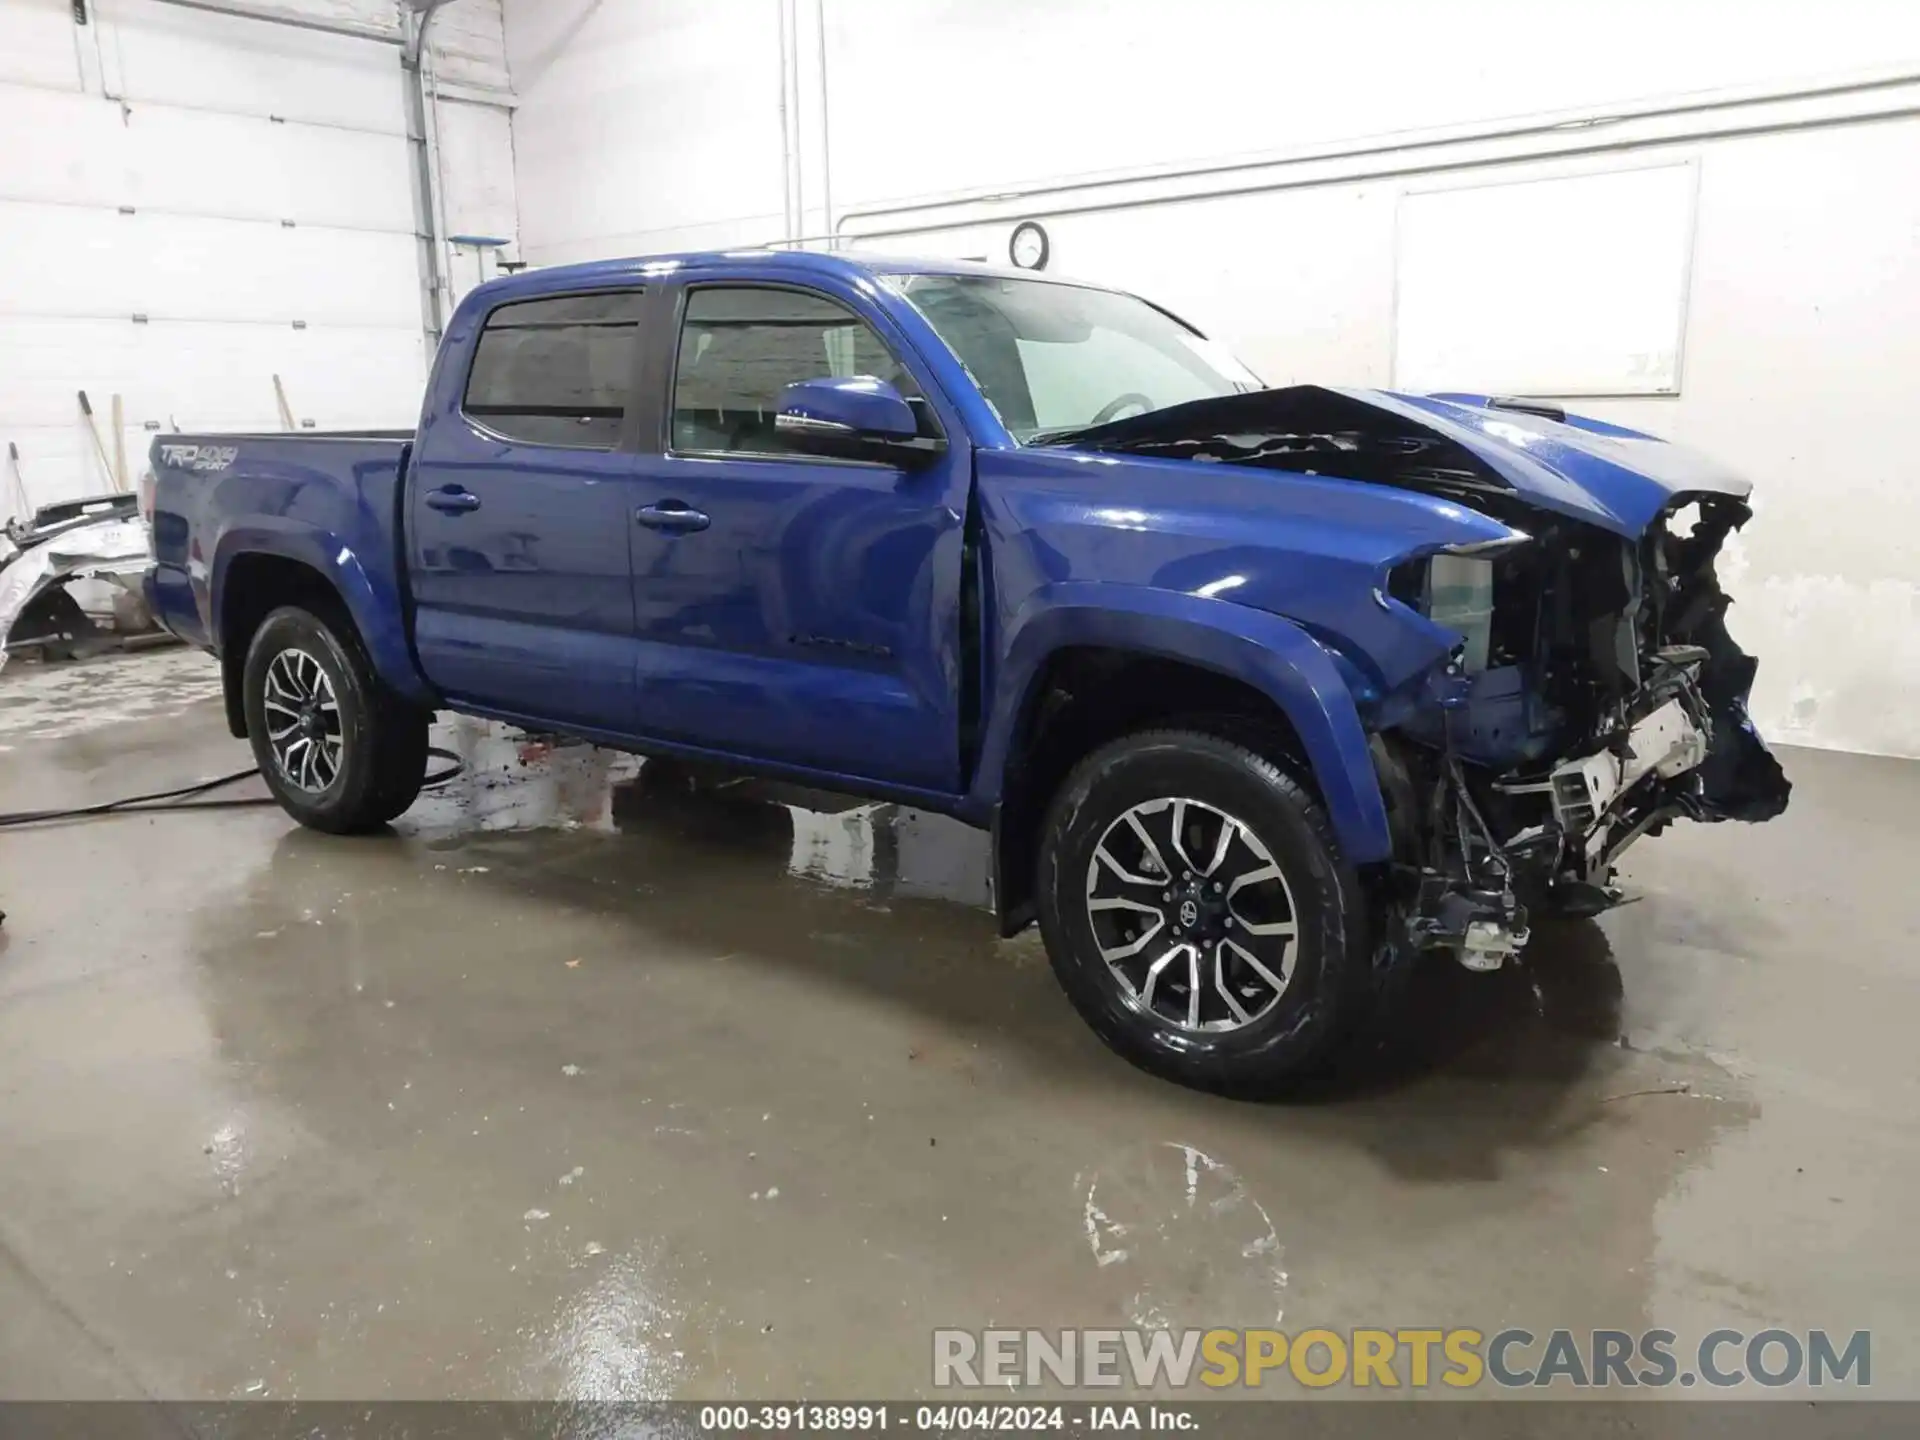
[1026,424,1103,447]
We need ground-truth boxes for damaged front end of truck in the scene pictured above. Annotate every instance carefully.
[1370,480,1789,971]
[1045,385,1792,973]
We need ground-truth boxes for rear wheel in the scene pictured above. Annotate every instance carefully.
[242,605,428,834]
[1036,729,1369,1096]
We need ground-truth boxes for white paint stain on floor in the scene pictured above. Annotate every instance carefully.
[0,646,223,741]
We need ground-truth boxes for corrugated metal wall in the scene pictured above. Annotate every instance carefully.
[0,0,513,516]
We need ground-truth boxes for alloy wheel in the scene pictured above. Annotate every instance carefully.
[1083,796,1300,1032]
[262,648,343,794]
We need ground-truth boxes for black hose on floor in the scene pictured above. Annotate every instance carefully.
[0,747,465,830]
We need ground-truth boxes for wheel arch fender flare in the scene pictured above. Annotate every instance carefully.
[972,584,1394,868]
[211,521,433,707]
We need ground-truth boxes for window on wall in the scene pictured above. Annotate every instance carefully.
[671,286,917,456]
[463,291,647,448]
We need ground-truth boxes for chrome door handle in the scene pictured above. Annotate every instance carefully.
[635,501,710,533]
[425,487,481,513]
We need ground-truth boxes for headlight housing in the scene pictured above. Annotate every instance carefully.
[1386,532,1530,674]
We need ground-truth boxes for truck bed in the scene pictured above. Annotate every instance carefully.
[146,431,415,667]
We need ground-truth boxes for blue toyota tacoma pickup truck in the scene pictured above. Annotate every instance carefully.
[146,250,1788,1093]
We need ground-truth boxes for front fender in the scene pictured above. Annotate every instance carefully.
[211,520,431,705]
[971,583,1393,864]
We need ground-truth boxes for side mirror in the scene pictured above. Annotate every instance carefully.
[774,377,945,467]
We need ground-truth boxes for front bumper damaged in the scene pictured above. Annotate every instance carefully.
[1038,384,1791,974]
[1547,696,1711,869]
[1383,492,1790,973]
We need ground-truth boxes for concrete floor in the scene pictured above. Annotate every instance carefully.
[0,648,1914,1402]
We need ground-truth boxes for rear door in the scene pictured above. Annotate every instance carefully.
[627,282,971,794]
[408,289,647,731]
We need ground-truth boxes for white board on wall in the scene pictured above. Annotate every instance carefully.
[1393,162,1698,396]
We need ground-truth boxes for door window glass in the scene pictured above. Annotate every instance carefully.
[672,287,916,455]
[464,290,647,449]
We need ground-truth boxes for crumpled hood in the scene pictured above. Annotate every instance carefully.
[1359,389,1751,536]
[1043,385,1751,538]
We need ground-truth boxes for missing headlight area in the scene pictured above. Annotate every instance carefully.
[1377,490,1791,971]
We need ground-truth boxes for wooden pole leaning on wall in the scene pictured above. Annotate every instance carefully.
[111,394,129,492]
[5,442,30,524]
[77,391,120,493]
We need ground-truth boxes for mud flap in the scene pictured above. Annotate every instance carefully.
[990,801,1037,937]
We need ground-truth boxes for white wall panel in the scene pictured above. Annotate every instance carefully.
[820,0,1920,211]
[0,0,81,90]
[122,100,414,228]
[0,202,420,326]
[1,0,520,525]
[430,0,510,94]
[0,84,413,229]
[0,0,452,521]
[133,0,403,38]
[0,317,424,431]
[437,96,517,241]
[504,0,785,266]
[512,212,785,270]
[1573,123,1920,759]
[0,86,127,198]
[0,320,425,500]
[95,0,408,132]
[436,94,520,305]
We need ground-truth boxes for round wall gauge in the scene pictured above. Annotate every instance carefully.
[1009,221,1050,271]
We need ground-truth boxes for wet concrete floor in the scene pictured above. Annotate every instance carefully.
[0,648,1914,1400]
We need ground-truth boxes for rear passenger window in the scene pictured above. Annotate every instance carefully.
[464,291,646,448]
[671,286,917,456]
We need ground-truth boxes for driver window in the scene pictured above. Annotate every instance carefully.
[671,286,918,456]
[1015,325,1220,432]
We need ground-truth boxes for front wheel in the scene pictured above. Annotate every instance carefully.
[1035,729,1369,1096]
[242,605,428,834]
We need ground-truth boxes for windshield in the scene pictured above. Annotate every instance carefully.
[883,273,1261,442]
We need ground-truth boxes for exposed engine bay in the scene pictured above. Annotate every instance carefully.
[1371,488,1790,972]
[1039,385,1793,973]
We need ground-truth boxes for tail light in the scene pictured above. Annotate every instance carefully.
[137,466,156,525]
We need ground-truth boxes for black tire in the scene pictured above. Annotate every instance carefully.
[242,605,428,834]
[1035,729,1370,1097]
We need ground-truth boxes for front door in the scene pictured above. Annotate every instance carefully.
[627,283,969,793]
[409,289,646,732]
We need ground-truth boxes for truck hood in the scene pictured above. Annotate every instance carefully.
[1038,385,1751,538]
